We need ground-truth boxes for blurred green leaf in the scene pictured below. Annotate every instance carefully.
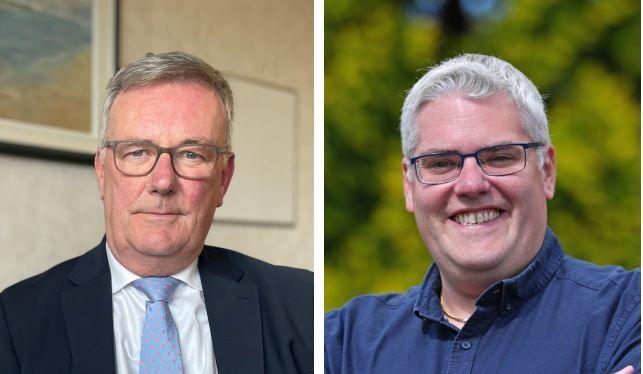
[325,0,640,311]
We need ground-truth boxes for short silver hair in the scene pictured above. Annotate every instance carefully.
[99,51,233,148]
[400,54,549,164]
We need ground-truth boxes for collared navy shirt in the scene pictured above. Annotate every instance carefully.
[325,228,641,373]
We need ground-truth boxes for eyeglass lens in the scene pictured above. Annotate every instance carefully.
[113,141,218,178]
[415,144,527,184]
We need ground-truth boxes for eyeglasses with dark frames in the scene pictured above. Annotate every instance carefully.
[104,140,230,180]
[409,142,544,185]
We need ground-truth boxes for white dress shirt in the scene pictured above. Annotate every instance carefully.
[106,244,218,374]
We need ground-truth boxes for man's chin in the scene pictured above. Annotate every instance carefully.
[453,255,506,273]
[136,246,182,258]
[436,238,510,273]
[129,233,188,258]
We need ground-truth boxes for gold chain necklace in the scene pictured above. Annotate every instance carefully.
[439,297,468,323]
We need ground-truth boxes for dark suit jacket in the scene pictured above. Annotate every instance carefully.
[0,239,313,373]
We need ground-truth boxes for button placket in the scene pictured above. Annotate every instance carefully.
[446,336,478,374]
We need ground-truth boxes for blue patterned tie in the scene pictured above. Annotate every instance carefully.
[132,277,183,374]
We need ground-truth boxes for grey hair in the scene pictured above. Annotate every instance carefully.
[400,54,549,169]
[99,51,233,149]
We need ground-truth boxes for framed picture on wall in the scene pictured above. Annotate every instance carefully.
[0,0,116,162]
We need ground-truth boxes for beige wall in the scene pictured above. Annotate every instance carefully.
[0,0,313,289]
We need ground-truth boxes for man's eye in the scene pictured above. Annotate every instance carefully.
[129,150,146,158]
[485,154,517,164]
[426,159,456,169]
[185,151,202,160]
[178,150,206,161]
[123,149,151,158]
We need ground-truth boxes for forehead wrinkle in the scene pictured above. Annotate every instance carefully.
[109,86,225,146]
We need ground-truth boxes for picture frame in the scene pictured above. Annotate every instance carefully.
[0,0,117,163]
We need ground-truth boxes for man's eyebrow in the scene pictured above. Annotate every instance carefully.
[417,147,457,154]
[111,138,215,146]
[178,138,213,145]
[415,141,519,156]
[118,137,152,142]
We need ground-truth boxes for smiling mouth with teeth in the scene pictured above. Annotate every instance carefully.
[453,209,501,226]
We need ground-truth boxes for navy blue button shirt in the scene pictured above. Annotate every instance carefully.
[325,228,641,373]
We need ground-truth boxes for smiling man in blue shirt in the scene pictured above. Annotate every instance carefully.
[324,54,640,374]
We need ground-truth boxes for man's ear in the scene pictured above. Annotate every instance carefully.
[95,150,105,200]
[216,153,235,207]
[542,145,556,200]
[402,158,415,213]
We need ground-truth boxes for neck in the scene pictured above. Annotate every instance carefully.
[439,278,479,326]
[106,239,198,277]
[124,259,191,277]
[438,268,503,329]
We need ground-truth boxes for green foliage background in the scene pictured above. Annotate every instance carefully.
[325,0,641,311]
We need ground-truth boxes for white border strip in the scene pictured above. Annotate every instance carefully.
[313,0,325,371]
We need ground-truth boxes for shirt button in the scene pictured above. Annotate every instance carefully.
[460,341,471,350]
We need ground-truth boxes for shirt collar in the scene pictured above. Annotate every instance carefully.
[414,226,564,322]
[106,242,203,294]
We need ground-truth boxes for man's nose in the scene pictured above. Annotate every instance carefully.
[452,156,490,197]
[148,153,178,195]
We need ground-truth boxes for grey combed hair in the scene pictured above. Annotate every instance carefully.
[99,51,233,149]
[400,54,549,166]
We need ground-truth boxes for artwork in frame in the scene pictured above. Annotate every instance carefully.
[0,0,116,161]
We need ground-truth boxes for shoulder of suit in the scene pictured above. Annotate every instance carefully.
[1,252,83,301]
[0,252,89,332]
[202,245,312,291]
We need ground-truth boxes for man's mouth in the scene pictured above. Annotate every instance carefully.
[134,210,182,218]
[452,209,501,226]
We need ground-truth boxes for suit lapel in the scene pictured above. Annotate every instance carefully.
[199,248,264,374]
[61,242,116,374]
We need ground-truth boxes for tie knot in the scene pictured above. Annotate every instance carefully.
[132,277,181,302]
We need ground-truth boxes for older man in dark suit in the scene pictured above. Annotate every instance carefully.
[0,52,312,374]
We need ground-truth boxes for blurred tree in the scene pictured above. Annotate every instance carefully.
[325,0,640,310]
